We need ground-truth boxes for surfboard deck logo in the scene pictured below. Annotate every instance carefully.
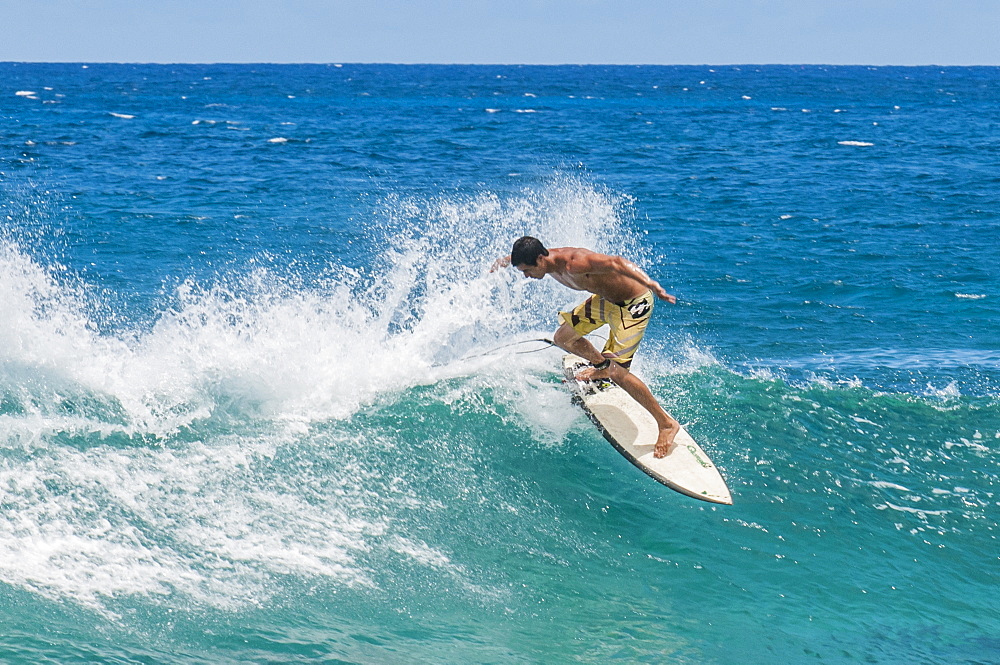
[562,354,733,505]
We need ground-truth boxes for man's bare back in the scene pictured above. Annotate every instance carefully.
[503,246,676,305]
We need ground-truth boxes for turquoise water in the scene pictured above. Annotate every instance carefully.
[1,64,998,663]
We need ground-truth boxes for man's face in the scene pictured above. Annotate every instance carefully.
[515,263,544,279]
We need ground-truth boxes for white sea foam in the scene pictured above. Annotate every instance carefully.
[871,481,911,492]
[0,240,397,612]
[944,439,989,452]
[955,293,986,299]
[924,381,961,400]
[267,137,289,143]
[15,90,37,97]
[879,502,949,517]
[6,181,628,417]
[0,431,380,615]
[838,140,874,147]
[109,112,135,119]
[0,176,635,614]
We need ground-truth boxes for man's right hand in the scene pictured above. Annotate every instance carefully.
[489,256,511,272]
[653,283,676,303]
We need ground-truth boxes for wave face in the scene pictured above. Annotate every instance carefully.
[2,63,999,664]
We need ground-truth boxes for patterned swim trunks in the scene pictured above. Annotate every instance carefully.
[558,290,654,368]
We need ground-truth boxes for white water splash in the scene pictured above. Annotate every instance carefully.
[0,176,636,614]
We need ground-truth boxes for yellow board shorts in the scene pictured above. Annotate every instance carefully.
[558,290,654,369]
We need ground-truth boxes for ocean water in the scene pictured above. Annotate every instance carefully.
[1,63,998,663]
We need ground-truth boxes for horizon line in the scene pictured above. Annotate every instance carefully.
[3,60,1000,68]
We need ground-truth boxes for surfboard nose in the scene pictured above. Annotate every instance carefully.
[563,353,733,505]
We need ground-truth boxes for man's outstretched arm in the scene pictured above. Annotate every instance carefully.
[489,255,511,272]
[565,251,676,303]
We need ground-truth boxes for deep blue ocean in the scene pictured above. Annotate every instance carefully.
[2,63,998,664]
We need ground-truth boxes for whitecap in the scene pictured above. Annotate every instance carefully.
[838,140,874,147]
[267,137,289,143]
[109,112,135,119]
[924,381,961,399]
[870,481,911,492]
[15,90,37,97]
[880,502,949,517]
[955,293,986,299]
[944,440,989,452]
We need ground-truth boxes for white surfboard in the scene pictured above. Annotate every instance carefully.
[563,354,732,505]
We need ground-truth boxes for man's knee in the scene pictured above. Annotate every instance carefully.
[553,324,581,346]
[608,360,631,382]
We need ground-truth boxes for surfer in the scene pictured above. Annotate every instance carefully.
[493,236,680,457]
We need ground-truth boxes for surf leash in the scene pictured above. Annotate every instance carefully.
[459,337,555,361]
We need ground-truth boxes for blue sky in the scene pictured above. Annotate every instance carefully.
[2,0,997,65]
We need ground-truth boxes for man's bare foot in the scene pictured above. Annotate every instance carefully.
[653,420,680,458]
[575,364,612,382]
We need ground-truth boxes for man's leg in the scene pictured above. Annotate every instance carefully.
[605,365,680,458]
[553,322,605,365]
[555,323,679,458]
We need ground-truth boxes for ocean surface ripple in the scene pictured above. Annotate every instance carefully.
[2,63,998,664]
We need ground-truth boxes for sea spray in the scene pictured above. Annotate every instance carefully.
[0,177,641,620]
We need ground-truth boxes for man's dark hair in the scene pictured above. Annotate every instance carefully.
[510,236,549,267]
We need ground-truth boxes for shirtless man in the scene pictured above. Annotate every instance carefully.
[493,236,680,457]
